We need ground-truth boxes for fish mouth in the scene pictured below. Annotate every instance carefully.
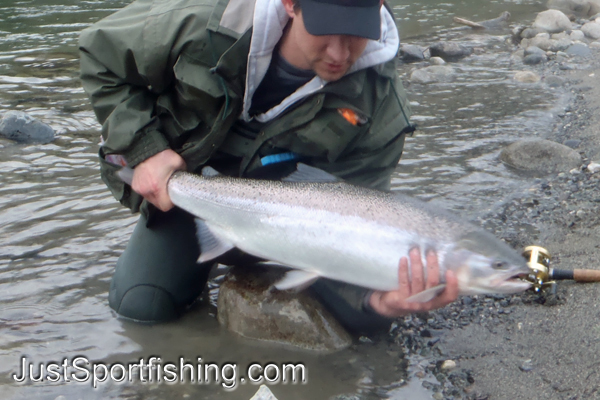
[492,270,533,292]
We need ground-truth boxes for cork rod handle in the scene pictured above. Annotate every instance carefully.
[573,269,600,282]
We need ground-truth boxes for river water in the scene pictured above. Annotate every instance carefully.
[0,0,569,399]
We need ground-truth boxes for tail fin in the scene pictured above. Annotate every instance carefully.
[117,167,134,186]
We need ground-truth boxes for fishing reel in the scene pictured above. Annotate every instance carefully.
[522,246,555,294]
[522,245,600,294]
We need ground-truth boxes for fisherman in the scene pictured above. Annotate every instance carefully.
[79,0,459,333]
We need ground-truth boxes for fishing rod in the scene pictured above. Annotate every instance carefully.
[522,246,600,293]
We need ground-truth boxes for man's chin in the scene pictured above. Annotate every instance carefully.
[316,69,348,82]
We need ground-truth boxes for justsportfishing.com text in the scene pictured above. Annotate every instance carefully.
[12,356,307,389]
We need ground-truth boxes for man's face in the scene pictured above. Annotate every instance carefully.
[282,9,370,82]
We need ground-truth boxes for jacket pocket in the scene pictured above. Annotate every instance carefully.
[269,107,368,163]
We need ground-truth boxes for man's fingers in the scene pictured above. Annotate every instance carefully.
[425,250,439,289]
[409,247,424,294]
[398,256,411,298]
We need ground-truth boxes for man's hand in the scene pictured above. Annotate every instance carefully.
[368,247,459,318]
[131,149,187,212]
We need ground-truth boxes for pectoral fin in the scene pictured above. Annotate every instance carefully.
[195,219,234,263]
[273,270,321,291]
[406,284,447,303]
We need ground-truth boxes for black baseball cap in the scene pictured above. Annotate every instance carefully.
[299,0,382,40]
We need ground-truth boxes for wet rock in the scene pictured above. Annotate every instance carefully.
[566,42,593,56]
[514,71,541,83]
[400,44,426,62]
[500,139,583,174]
[410,66,457,84]
[552,31,570,40]
[563,138,581,148]
[429,42,473,61]
[525,45,547,57]
[533,9,572,33]
[0,111,54,144]
[530,33,557,51]
[250,385,279,400]
[582,21,600,39]
[547,0,599,16]
[556,51,570,62]
[521,27,544,38]
[524,46,548,64]
[217,266,352,352]
[483,12,512,29]
[553,37,574,50]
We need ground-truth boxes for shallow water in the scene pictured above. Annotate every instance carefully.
[0,0,569,399]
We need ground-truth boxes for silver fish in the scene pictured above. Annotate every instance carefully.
[119,164,531,301]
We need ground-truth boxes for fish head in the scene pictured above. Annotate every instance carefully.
[447,231,532,295]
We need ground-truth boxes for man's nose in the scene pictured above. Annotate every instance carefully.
[325,36,351,63]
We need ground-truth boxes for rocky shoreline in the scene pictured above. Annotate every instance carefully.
[383,7,600,400]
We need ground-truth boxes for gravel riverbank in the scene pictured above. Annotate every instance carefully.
[385,22,600,400]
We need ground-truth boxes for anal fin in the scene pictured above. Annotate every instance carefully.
[406,284,447,303]
[195,219,235,263]
[273,270,320,291]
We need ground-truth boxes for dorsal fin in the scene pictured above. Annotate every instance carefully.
[282,163,341,183]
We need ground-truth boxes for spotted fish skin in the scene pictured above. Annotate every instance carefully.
[160,164,531,297]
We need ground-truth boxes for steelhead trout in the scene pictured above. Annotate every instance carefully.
[119,164,531,301]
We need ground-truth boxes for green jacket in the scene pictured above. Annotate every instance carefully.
[79,0,414,332]
[79,0,413,216]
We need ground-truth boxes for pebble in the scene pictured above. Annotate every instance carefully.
[519,359,534,372]
[591,41,600,49]
[429,56,446,65]
[587,162,600,173]
[570,30,586,40]
[441,360,457,371]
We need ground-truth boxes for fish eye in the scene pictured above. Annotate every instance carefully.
[491,260,508,269]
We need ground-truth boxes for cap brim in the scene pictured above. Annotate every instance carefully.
[300,0,381,40]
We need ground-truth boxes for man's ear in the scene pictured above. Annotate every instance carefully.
[281,0,296,18]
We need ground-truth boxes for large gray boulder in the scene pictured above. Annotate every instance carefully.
[533,9,573,33]
[217,266,352,352]
[0,111,54,144]
[500,139,582,173]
